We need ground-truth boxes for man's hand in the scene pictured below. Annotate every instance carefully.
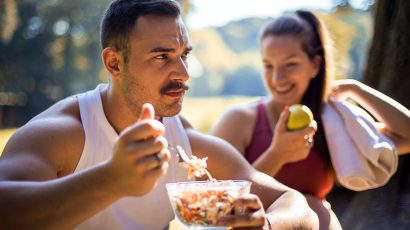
[106,103,171,196]
[216,194,266,229]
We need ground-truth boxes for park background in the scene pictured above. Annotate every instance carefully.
[0,0,409,229]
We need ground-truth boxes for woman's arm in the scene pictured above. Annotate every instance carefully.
[184,118,319,229]
[211,104,316,177]
[332,79,410,155]
[252,108,316,176]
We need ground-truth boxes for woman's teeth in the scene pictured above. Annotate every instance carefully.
[276,85,293,93]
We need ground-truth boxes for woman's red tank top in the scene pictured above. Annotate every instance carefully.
[244,102,334,199]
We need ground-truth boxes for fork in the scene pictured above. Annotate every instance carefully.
[168,144,215,181]
[168,144,191,163]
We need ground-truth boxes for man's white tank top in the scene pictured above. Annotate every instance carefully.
[74,84,192,230]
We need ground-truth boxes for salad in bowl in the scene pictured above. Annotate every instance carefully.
[166,180,251,228]
[167,145,252,229]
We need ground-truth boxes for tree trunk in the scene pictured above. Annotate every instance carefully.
[328,0,410,228]
[363,0,410,108]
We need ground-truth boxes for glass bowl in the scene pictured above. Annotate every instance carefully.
[166,180,251,229]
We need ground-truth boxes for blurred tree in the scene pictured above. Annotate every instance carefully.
[333,0,351,8]
[189,9,373,97]
[221,65,265,96]
[0,0,111,127]
[332,0,374,10]
[318,12,357,80]
[363,0,410,108]
[176,0,193,20]
[216,17,267,53]
[188,25,264,97]
[0,0,19,44]
[328,0,410,228]
[0,0,193,127]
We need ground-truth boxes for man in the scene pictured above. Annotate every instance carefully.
[0,0,319,229]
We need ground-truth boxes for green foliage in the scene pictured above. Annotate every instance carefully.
[216,17,267,53]
[221,65,266,96]
[0,0,110,125]
[318,9,373,80]
[0,0,374,126]
[189,9,373,97]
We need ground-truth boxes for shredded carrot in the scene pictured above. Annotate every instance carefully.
[172,182,241,225]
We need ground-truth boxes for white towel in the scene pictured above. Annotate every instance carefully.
[321,99,398,191]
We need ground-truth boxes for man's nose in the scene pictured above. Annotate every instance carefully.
[170,57,189,81]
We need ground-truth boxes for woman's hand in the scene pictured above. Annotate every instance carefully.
[330,79,360,100]
[270,107,317,165]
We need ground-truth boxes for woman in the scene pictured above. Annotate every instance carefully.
[211,10,410,229]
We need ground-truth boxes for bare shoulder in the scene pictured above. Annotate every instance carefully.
[179,100,259,131]
[213,101,259,130]
[209,100,260,153]
[0,96,84,181]
[222,100,259,123]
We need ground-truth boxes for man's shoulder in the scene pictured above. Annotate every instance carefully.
[28,95,83,133]
[2,96,85,176]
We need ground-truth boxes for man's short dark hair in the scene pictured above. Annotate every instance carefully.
[101,0,181,61]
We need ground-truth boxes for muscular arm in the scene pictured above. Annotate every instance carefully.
[0,118,118,229]
[0,101,168,229]
[0,160,122,229]
[0,103,123,229]
[183,116,318,229]
[333,79,410,154]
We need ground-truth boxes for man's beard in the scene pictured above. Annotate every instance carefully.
[121,72,189,118]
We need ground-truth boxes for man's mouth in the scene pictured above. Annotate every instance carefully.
[160,81,189,96]
[164,89,185,97]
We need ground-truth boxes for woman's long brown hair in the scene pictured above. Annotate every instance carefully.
[259,10,334,169]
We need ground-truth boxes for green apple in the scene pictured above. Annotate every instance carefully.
[286,104,314,130]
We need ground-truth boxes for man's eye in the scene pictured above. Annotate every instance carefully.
[181,51,190,61]
[155,54,168,60]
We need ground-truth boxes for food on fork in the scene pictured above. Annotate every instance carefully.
[175,145,215,181]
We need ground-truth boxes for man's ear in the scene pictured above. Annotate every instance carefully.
[102,47,123,79]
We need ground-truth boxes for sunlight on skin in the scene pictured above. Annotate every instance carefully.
[0,128,16,154]
[0,127,189,229]
[0,126,189,229]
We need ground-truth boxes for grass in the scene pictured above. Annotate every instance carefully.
[181,96,256,133]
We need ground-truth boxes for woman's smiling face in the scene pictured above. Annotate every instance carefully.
[261,34,320,106]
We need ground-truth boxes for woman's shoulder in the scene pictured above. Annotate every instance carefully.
[223,99,262,121]
[211,99,263,136]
